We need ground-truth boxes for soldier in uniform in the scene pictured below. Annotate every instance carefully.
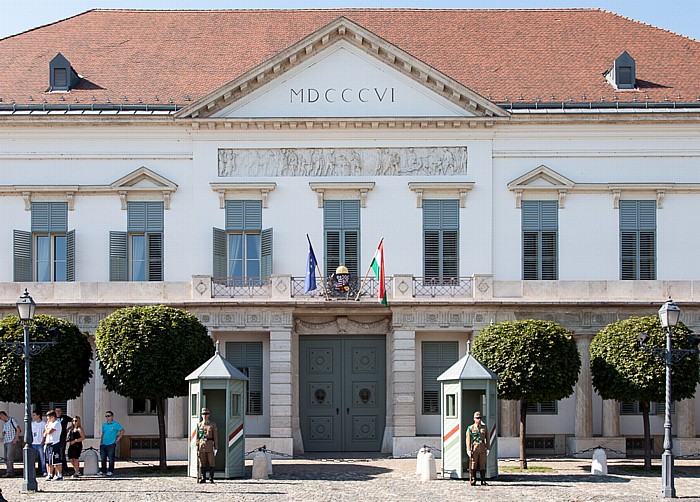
[196,408,218,484]
[466,410,490,486]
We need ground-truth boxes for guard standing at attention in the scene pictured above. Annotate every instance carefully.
[196,408,218,484]
[466,410,490,486]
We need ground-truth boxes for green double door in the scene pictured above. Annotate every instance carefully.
[300,336,386,452]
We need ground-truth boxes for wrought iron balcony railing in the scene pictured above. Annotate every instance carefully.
[292,276,390,300]
[413,276,473,298]
[212,277,271,298]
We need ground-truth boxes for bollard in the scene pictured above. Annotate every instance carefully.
[252,450,269,479]
[416,447,426,475]
[591,448,608,476]
[267,451,273,477]
[82,448,99,476]
[419,448,437,482]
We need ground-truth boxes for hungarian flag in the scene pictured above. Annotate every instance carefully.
[370,239,387,306]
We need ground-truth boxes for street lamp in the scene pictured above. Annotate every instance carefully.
[638,298,700,498]
[0,290,57,492]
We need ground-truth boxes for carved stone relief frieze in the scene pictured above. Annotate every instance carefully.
[218,147,467,177]
[294,316,390,335]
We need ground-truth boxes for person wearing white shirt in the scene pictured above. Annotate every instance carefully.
[31,411,47,477]
[43,411,63,480]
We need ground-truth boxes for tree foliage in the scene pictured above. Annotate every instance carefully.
[0,314,93,404]
[591,316,699,403]
[472,320,581,402]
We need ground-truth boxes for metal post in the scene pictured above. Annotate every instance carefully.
[660,325,675,499]
[22,322,37,492]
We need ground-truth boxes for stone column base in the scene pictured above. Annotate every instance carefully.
[672,437,700,457]
[566,437,626,458]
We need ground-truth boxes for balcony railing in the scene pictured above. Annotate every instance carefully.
[292,276,390,300]
[413,277,473,298]
[212,277,271,298]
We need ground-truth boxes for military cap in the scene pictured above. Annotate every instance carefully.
[201,408,210,414]
[473,411,482,419]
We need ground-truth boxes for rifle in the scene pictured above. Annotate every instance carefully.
[195,424,203,482]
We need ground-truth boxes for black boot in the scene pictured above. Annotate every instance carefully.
[470,469,477,485]
[199,467,207,484]
[480,470,487,485]
[209,468,215,483]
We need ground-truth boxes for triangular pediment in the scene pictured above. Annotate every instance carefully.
[110,167,178,191]
[178,17,507,120]
[508,166,575,190]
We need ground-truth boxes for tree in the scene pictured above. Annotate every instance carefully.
[95,305,215,470]
[472,320,580,468]
[590,316,699,470]
[0,314,93,405]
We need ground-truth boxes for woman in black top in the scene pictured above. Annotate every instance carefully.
[67,416,85,478]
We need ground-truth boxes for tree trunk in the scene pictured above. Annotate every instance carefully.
[641,401,652,471]
[519,400,528,469]
[156,397,167,471]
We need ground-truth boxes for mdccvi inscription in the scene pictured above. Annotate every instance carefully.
[218,147,467,177]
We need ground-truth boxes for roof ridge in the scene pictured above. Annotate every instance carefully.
[599,8,698,42]
[89,7,601,13]
[0,9,95,42]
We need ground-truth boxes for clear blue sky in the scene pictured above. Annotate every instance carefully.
[1,0,698,41]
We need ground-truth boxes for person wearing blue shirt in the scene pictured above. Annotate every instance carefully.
[98,411,124,476]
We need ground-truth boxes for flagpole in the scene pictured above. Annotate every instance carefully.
[354,238,383,301]
[307,234,329,300]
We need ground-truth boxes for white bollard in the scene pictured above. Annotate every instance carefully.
[252,450,269,479]
[591,448,608,476]
[82,448,99,476]
[420,449,437,482]
[416,447,426,475]
[267,451,273,477]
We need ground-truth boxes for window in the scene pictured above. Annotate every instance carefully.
[230,393,242,418]
[110,201,164,281]
[324,200,360,276]
[423,200,459,282]
[191,394,198,417]
[213,200,272,285]
[445,394,457,417]
[129,398,157,415]
[522,200,557,280]
[40,401,67,416]
[620,401,675,415]
[421,341,459,414]
[14,202,74,282]
[53,68,68,88]
[620,200,655,280]
[225,342,263,415]
[526,401,557,415]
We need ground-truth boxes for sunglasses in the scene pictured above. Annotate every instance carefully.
[105,415,113,418]
[202,412,210,415]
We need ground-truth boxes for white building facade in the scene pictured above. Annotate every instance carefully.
[0,9,699,459]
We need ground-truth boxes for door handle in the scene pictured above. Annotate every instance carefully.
[346,408,350,415]
[336,408,339,415]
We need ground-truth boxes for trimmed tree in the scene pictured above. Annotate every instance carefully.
[0,314,93,404]
[472,319,581,468]
[590,316,699,470]
[95,305,214,471]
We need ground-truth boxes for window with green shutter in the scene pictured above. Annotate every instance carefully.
[522,200,558,280]
[225,341,263,415]
[525,401,558,414]
[324,200,360,276]
[620,200,656,280]
[213,200,272,284]
[13,202,74,282]
[110,201,163,281]
[421,341,459,415]
[423,200,459,282]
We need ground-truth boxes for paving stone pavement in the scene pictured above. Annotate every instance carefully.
[1,458,699,501]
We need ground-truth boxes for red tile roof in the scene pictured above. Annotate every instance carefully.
[1,8,699,107]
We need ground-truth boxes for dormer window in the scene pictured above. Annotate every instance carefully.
[605,51,636,90]
[49,53,79,91]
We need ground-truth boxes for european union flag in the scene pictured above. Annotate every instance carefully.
[304,235,318,294]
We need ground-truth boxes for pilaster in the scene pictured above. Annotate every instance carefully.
[167,396,186,438]
[391,330,416,438]
[602,399,620,437]
[269,330,293,439]
[574,337,593,438]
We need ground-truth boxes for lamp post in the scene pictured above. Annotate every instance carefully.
[638,298,700,499]
[0,290,57,492]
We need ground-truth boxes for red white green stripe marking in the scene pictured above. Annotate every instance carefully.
[370,239,387,306]
[229,424,244,450]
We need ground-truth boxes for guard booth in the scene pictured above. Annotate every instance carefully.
[437,344,499,480]
[185,342,248,479]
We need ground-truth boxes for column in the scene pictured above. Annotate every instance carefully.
[269,330,292,439]
[602,400,620,437]
[167,396,186,438]
[392,330,416,439]
[93,359,111,438]
[499,400,518,437]
[67,395,84,422]
[574,337,593,438]
[676,397,696,438]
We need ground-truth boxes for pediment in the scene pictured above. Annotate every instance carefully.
[508,166,575,190]
[111,167,178,191]
[178,17,507,120]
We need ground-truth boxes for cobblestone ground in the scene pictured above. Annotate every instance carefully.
[1,458,699,502]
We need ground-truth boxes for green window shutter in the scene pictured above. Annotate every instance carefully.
[522,201,557,280]
[49,203,68,232]
[147,232,163,281]
[441,200,459,230]
[66,229,75,282]
[343,231,359,277]
[324,201,360,276]
[31,202,50,232]
[13,230,33,282]
[620,201,656,280]
[424,230,440,278]
[421,341,459,415]
[442,230,459,278]
[423,200,442,230]
[145,202,164,232]
[225,342,263,416]
[243,201,262,230]
[212,228,227,278]
[261,228,273,282]
[324,200,342,229]
[127,202,146,232]
[226,200,245,230]
[109,231,128,281]
[342,200,360,229]
[424,200,459,280]
[325,230,340,276]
